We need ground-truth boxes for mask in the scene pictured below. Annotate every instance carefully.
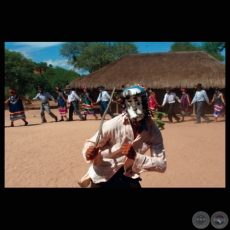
[122,86,147,121]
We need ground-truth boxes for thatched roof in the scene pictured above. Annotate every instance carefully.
[69,51,225,90]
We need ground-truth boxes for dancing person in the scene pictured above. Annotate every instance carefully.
[179,88,195,122]
[159,87,181,123]
[65,85,85,121]
[190,83,210,124]
[31,86,58,123]
[93,85,115,119]
[78,85,166,188]
[4,89,30,127]
[147,88,159,117]
[54,87,68,121]
[81,86,98,120]
[209,87,226,122]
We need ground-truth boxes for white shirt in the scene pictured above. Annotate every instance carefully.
[162,92,180,105]
[96,90,112,102]
[81,114,166,184]
[33,92,54,103]
[67,90,81,102]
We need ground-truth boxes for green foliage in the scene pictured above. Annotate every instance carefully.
[170,42,202,52]
[42,67,81,97]
[5,86,11,100]
[60,42,138,73]
[201,42,225,62]
[5,48,82,100]
[5,49,36,96]
[170,42,225,62]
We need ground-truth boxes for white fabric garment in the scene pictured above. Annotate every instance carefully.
[80,113,166,185]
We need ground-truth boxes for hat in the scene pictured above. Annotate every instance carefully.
[81,86,88,90]
[65,85,72,90]
[97,85,105,89]
[214,87,220,91]
[195,83,202,88]
[165,87,171,91]
[9,89,16,94]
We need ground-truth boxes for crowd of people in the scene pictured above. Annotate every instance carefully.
[5,83,225,127]
[5,83,225,188]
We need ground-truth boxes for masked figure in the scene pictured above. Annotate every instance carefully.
[78,85,167,188]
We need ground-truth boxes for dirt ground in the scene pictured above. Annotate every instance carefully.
[4,102,226,188]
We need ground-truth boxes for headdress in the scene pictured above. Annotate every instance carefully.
[9,89,16,94]
[82,86,88,90]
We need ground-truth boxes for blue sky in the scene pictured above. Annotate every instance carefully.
[4,42,225,75]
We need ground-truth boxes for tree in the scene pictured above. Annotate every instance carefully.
[59,42,95,67]
[5,48,80,99]
[170,42,225,62]
[5,48,37,96]
[201,42,225,62]
[43,66,81,96]
[59,42,138,73]
[170,42,202,52]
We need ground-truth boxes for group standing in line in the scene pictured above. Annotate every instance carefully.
[5,83,226,127]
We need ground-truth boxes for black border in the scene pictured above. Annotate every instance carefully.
[3,29,228,227]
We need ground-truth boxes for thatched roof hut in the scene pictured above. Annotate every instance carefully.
[69,51,225,90]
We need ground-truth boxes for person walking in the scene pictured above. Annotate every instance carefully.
[179,88,195,122]
[4,89,30,127]
[209,87,226,122]
[190,83,210,124]
[78,85,166,188]
[93,85,115,119]
[81,86,98,120]
[65,85,85,121]
[54,87,68,121]
[31,86,58,123]
[159,87,181,123]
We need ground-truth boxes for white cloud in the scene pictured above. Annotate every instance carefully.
[45,59,68,68]
[13,42,65,48]
[45,58,89,75]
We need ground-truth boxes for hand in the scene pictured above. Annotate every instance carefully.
[121,143,136,160]
[85,145,100,161]
[189,103,192,106]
